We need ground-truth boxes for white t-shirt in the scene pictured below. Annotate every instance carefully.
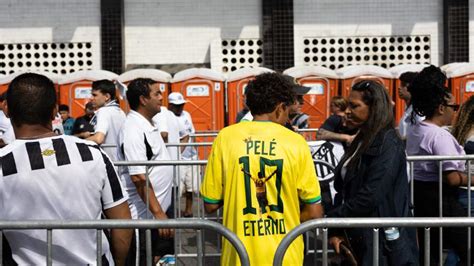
[52,113,64,135]
[0,135,127,265]
[241,111,253,121]
[398,104,424,139]
[0,111,14,144]
[91,101,126,162]
[118,110,174,219]
[153,107,181,160]
[178,110,197,159]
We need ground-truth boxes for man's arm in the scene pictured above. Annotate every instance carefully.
[103,201,133,266]
[317,128,355,145]
[160,132,169,143]
[131,174,173,238]
[180,134,190,152]
[300,203,324,222]
[87,131,105,144]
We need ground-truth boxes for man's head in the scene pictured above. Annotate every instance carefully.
[85,102,95,118]
[127,78,162,118]
[6,73,57,128]
[168,92,187,116]
[398,71,418,102]
[58,104,70,121]
[91,79,116,108]
[245,73,296,125]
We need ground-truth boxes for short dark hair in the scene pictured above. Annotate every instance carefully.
[58,104,69,112]
[331,96,348,111]
[126,78,157,111]
[7,73,57,127]
[245,73,295,115]
[91,79,116,101]
[408,65,450,119]
[399,71,418,86]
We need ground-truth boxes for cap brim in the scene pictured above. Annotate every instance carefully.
[293,85,311,95]
[169,100,187,105]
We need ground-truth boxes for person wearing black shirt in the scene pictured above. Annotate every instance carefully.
[72,102,96,139]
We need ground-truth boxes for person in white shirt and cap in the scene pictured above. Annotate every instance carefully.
[167,92,200,217]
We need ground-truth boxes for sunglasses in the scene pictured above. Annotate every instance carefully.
[443,103,460,112]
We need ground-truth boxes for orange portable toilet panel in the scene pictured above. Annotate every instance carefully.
[171,68,226,131]
[58,70,118,118]
[389,64,428,124]
[117,68,172,113]
[446,63,474,104]
[337,65,394,98]
[0,71,59,96]
[227,67,273,125]
[284,66,339,128]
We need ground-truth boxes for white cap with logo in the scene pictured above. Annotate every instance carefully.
[168,92,188,105]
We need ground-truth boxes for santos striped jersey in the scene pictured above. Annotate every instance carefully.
[201,121,321,266]
[0,135,127,265]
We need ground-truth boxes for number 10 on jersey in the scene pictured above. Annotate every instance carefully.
[239,156,284,215]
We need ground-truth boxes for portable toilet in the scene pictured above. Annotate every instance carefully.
[440,62,469,73]
[117,69,172,113]
[446,63,474,104]
[337,65,394,97]
[0,71,59,95]
[171,68,226,131]
[226,67,273,125]
[284,66,339,128]
[389,64,428,123]
[58,70,118,118]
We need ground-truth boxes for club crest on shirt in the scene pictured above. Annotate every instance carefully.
[42,149,56,156]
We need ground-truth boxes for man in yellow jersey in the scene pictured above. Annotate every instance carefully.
[200,73,324,266]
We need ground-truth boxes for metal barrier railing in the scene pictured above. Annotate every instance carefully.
[0,219,249,266]
[273,217,474,266]
[296,128,319,141]
[407,154,474,265]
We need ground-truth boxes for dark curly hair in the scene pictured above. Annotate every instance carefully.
[126,78,157,111]
[399,71,418,86]
[245,73,295,115]
[408,65,450,120]
[452,95,474,145]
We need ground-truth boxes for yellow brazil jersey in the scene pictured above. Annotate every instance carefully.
[200,121,321,266]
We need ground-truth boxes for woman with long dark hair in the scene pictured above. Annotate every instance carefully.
[327,80,418,265]
[407,65,473,265]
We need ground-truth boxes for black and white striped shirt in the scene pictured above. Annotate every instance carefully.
[0,135,127,265]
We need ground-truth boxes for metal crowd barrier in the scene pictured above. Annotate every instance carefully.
[296,128,319,141]
[406,154,474,265]
[273,217,474,266]
[0,219,249,266]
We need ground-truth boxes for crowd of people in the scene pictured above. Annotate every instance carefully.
[0,66,474,265]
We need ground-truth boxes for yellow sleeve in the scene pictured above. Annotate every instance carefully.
[200,134,224,204]
[297,142,321,204]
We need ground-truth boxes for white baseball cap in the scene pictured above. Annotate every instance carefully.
[168,92,188,105]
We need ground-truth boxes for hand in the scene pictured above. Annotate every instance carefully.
[345,134,356,145]
[329,236,345,254]
[154,212,174,239]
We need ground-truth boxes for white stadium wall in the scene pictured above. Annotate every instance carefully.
[123,0,261,69]
[470,0,474,63]
[294,0,444,69]
[0,0,102,74]
[0,0,469,75]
